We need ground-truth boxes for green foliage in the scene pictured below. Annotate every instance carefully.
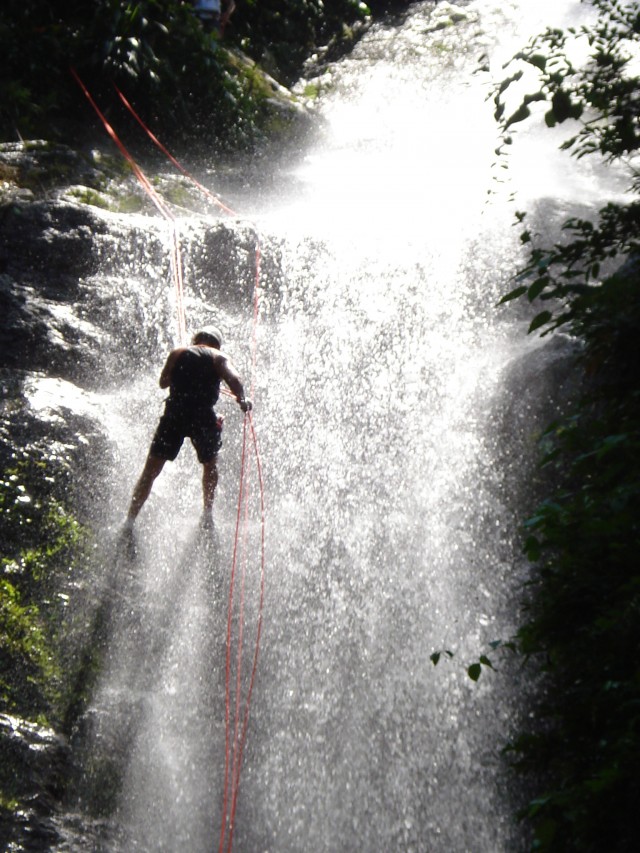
[430,640,515,681]
[513,386,640,852]
[429,649,454,667]
[231,0,372,85]
[497,202,640,336]
[494,1,640,334]
[0,578,60,716]
[0,1,224,143]
[68,187,115,210]
[0,455,88,723]
[71,0,250,149]
[0,0,384,148]
[494,3,640,849]
[495,0,640,162]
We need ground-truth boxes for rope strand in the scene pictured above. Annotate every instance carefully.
[72,72,266,853]
[71,70,187,343]
[114,85,238,217]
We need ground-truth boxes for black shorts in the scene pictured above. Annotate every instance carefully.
[150,402,222,464]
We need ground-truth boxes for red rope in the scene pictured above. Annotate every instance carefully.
[216,414,265,853]
[225,414,265,851]
[71,74,267,852]
[219,414,248,852]
[114,85,238,217]
[70,69,187,344]
[250,238,262,399]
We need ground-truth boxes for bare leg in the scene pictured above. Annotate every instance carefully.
[202,457,219,513]
[127,455,166,522]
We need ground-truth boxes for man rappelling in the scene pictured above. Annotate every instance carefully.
[124,325,252,531]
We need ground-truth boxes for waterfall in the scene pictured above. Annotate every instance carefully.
[47,1,621,850]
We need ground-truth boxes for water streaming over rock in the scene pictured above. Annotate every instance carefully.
[37,1,625,850]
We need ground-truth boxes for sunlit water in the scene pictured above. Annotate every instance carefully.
[43,1,628,851]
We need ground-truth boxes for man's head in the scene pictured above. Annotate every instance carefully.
[193,326,223,349]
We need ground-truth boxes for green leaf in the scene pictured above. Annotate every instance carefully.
[551,89,572,123]
[524,535,541,561]
[527,276,549,301]
[596,434,628,457]
[534,818,558,847]
[430,650,454,665]
[569,101,583,120]
[468,663,482,681]
[529,310,553,333]
[523,91,546,106]
[505,103,531,128]
[529,53,547,71]
[497,69,523,95]
[498,285,528,305]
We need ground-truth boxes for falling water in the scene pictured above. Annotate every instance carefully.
[48,1,627,850]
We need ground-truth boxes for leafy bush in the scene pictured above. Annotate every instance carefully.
[230,0,372,84]
[514,296,640,852]
[0,0,390,147]
[0,454,88,723]
[495,2,640,849]
[1,0,243,146]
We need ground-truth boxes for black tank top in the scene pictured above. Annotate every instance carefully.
[169,346,220,409]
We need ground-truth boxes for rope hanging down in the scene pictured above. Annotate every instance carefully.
[115,86,237,218]
[72,71,266,853]
[70,70,187,344]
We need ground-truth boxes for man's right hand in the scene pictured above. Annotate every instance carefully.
[239,398,253,413]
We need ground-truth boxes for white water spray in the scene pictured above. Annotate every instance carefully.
[53,2,623,850]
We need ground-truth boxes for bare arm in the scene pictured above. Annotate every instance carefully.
[215,353,252,411]
[159,347,187,388]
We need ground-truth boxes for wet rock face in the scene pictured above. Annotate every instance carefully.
[0,149,134,521]
[1,199,101,282]
[0,368,114,490]
[0,200,107,379]
[0,141,271,849]
[0,142,264,386]
[0,140,270,504]
[0,146,142,847]
[0,191,119,507]
[0,714,71,851]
